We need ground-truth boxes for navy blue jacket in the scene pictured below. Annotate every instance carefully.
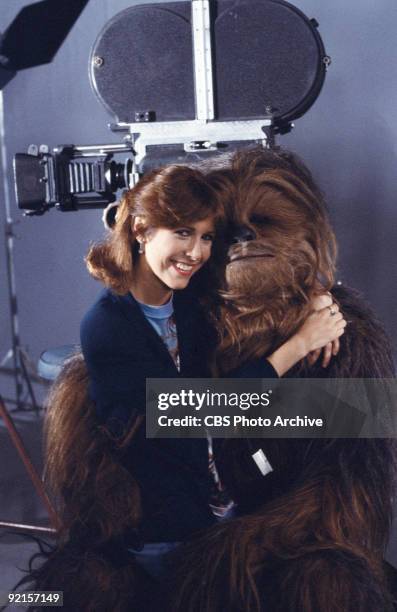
[81,287,277,543]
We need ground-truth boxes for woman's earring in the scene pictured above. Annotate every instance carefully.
[138,240,145,255]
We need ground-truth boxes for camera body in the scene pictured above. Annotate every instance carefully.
[13,0,329,216]
[14,144,132,214]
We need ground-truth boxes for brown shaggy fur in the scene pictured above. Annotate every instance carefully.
[170,147,397,611]
[19,148,396,611]
[172,439,397,612]
[17,355,153,612]
[209,147,393,376]
[44,355,142,539]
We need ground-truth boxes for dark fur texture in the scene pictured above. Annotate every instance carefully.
[18,148,396,611]
[15,355,152,612]
[291,283,395,378]
[171,147,397,611]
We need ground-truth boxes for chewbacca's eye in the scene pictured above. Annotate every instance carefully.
[249,214,268,226]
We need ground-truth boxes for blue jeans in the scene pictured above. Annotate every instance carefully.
[129,542,180,580]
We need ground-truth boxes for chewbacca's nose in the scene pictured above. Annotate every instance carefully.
[231,225,256,244]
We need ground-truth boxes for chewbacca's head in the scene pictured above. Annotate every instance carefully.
[209,148,337,370]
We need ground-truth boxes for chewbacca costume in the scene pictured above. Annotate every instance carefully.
[168,148,397,611]
[19,148,397,610]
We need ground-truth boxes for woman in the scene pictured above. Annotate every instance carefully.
[24,163,344,611]
[80,164,226,548]
[80,162,344,546]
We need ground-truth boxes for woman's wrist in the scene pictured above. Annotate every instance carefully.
[267,334,307,377]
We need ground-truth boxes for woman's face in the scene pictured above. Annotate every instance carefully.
[136,217,216,292]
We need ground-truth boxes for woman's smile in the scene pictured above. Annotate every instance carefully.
[131,217,215,304]
[171,260,199,276]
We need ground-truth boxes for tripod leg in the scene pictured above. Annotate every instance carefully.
[0,395,59,530]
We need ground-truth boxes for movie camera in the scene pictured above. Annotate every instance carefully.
[13,0,330,217]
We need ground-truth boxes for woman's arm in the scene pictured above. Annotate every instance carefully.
[228,304,346,379]
[268,305,346,376]
[80,299,147,434]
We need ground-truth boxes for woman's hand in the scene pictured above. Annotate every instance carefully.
[295,304,346,357]
[308,293,341,367]
[267,304,346,377]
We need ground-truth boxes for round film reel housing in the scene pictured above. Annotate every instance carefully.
[89,0,327,126]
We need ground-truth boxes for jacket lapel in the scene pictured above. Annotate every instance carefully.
[115,292,179,374]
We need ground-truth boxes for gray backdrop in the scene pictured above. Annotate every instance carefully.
[0,0,396,366]
[0,0,396,574]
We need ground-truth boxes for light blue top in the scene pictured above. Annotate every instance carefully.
[137,294,180,370]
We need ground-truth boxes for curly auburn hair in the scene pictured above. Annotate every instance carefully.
[86,164,226,295]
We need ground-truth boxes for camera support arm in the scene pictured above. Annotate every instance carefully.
[110,0,271,181]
